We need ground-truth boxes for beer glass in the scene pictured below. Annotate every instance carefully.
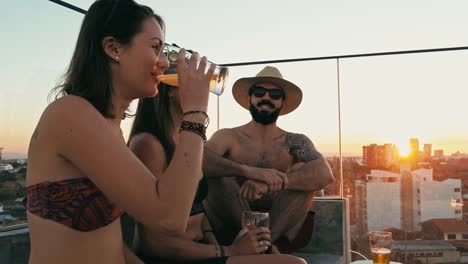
[242,211,271,253]
[242,211,270,229]
[156,44,229,96]
[369,231,392,264]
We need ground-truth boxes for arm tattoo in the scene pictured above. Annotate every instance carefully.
[287,133,321,162]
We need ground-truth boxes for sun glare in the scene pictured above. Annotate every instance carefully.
[396,141,411,158]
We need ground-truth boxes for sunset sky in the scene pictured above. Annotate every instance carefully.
[1,0,468,158]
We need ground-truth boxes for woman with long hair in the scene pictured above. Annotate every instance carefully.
[128,81,306,264]
[25,0,213,263]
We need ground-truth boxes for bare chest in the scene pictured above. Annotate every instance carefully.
[229,138,294,172]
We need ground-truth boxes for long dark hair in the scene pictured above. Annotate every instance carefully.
[129,83,175,165]
[51,0,164,119]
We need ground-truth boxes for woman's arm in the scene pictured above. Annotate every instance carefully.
[123,245,144,264]
[143,226,270,260]
[201,214,218,245]
[40,96,204,233]
[145,230,221,261]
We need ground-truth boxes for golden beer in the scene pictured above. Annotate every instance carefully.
[157,67,228,96]
[371,248,391,264]
[242,211,270,229]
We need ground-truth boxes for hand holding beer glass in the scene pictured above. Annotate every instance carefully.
[242,211,272,253]
[369,231,392,264]
[157,44,229,96]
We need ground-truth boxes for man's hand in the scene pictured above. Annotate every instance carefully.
[244,166,288,193]
[239,180,268,201]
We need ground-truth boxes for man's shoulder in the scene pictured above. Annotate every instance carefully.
[212,127,236,137]
[285,132,311,141]
[213,125,246,137]
[209,127,242,145]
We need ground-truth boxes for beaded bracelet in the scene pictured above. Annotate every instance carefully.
[183,110,209,126]
[180,120,207,142]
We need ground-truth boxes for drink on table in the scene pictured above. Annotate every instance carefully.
[369,231,392,264]
[371,248,391,264]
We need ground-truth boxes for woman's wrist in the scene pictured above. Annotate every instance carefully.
[182,114,208,124]
[224,245,235,257]
[180,120,207,142]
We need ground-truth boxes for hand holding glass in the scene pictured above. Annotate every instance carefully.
[369,231,392,264]
[157,44,229,96]
[242,211,271,253]
[242,211,270,229]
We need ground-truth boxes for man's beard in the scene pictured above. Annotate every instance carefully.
[249,100,281,125]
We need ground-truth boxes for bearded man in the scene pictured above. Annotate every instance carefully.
[202,66,334,253]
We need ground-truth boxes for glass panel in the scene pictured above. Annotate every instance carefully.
[341,52,468,262]
[1,2,87,227]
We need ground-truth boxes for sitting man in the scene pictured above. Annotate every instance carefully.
[203,66,334,253]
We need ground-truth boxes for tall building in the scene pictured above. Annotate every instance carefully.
[423,144,432,161]
[413,169,462,222]
[364,167,462,233]
[366,170,402,232]
[0,147,3,161]
[363,144,377,167]
[362,144,398,168]
[400,164,417,231]
[355,180,367,236]
[409,138,420,161]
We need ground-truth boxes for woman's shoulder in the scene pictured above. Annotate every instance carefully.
[36,95,106,143]
[41,95,100,124]
[128,132,165,157]
[128,132,168,173]
[46,95,96,115]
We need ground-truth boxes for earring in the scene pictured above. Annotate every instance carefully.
[115,56,119,61]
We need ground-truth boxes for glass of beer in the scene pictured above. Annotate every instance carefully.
[156,44,229,96]
[369,231,392,264]
[242,211,270,229]
[242,211,271,253]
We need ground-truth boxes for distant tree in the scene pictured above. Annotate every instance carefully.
[0,172,16,183]
[9,161,20,168]
[0,189,16,201]
[16,188,26,198]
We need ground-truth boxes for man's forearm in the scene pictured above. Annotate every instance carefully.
[203,147,247,178]
[287,159,334,191]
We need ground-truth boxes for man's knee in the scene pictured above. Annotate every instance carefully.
[273,189,315,211]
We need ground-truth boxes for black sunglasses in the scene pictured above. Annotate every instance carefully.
[250,86,284,100]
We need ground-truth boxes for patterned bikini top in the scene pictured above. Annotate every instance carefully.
[24,178,124,232]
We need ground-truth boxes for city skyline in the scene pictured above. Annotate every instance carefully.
[2,1,468,158]
[1,136,466,160]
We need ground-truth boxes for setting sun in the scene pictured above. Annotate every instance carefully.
[396,143,411,158]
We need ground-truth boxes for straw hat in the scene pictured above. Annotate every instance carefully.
[232,66,302,115]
